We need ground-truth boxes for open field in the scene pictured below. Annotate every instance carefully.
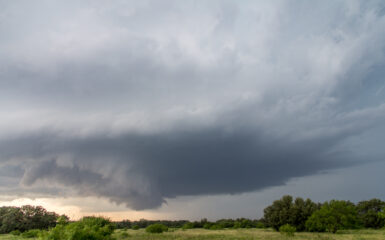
[117,228,385,240]
[2,228,384,240]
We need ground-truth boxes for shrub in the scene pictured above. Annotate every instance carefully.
[120,231,130,238]
[203,223,212,229]
[145,224,168,233]
[279,224,296,237]
[209,224,224,230]
[379,207,385,220]
[255,222,265,228]
[233,222,241,229]
[41,216,115,240]
[21,229,40,238]
[182,222,194,230]
[10,230,21,235]
[306,200,359,233]
[131,225,140,230]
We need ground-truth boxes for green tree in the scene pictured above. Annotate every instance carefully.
[356,199,385,228]
[306,200,359,233]
[264,195,294,230]
[0,207,24,233]
[290,198,319,231]
[263,195,318,231]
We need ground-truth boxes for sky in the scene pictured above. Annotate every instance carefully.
[0,0,385,221]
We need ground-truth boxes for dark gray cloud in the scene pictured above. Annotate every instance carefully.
[0,118,373,209]
[0,0,385,210]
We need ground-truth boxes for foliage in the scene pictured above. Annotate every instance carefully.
[106,228,384,240]
[116,219,188,229]
[182,222,194,229]
[232,222,241,229]
[56,215,69,225]
[356,199,385,228]
[10,230,21,236]
[203,223,212,229]
[21,229,40,238]
[131,225,140,230]
[209,224,223,230]
[254,221,265,228]
[145,224,168,233]
[263,195,319,231]
[379,207,385,222]
[305,200,359,233]
[0,206,58,233]
[279,224,296,237]
[41,216,115,240]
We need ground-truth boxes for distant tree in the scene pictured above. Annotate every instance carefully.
[0,207,24,233]
[356,199,385,228]
[263,195,318,231]
[216,219,234,228]
[305,200,359,233]
[264,195,294,230]
[115,219,131,229]
[290,198,319,231]
[20,205,58,230]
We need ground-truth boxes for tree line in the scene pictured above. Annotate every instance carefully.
[0,196,384,235]
[115,218,264,230]
[263,195,385,233]
[115,196,385,233]
[0,205,61,234]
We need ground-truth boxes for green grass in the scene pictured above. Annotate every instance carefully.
[1,228,384,240]
[112,228,385,240]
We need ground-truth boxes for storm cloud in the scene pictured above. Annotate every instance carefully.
[1,0,385,210]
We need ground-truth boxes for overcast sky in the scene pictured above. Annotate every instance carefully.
[1,0,385,220]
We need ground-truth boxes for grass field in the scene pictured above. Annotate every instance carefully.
[1,228,384,240]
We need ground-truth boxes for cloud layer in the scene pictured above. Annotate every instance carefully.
[1,0,385,210]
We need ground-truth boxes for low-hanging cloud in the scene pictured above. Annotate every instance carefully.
[1,0,385,210]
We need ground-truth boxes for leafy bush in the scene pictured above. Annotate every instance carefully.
[10,230,21,235]
[279,224,296,237]
[233,222,241,229]
[379,207,385,220]
[131,225,140,230]
[119,231,130,238]
[203,223,212,229]
[145,224,168,233]
[239,219,253,228]
[182,222,194,229]
[306,200,359,233]
[21,229,41,238]
[209,224,224,230]
[255,222,265,228]
[41,216,115,240]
